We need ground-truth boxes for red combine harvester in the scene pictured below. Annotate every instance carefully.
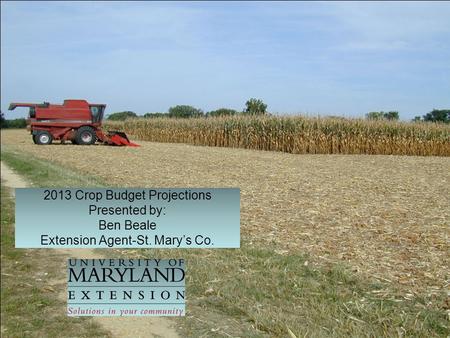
[8,99,139,146]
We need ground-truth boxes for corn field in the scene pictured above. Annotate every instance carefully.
[105,115,450,156]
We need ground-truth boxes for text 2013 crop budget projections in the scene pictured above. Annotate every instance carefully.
[43,189,212,203]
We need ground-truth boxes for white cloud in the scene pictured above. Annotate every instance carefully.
[327,2,450,51]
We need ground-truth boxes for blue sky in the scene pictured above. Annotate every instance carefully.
[1,1,449,120]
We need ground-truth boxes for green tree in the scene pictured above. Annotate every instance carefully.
[384,111,399,120]
[0,111,5,128]
[144,112,168,118]
[412,116,422,122]
[0,117,27,129]
[207,108,238,117]
[366,111,384,120]
[168,105,203,118]
[422,109,450,123]
[11,118,26,128]
[366,111,399,121]
[244,98,267,115]
[107,111,137,121]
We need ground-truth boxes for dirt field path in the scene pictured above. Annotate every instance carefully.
[1,161,180,338]
[1,162,28,191]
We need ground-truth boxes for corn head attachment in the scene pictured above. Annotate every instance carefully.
[98,130,140,147]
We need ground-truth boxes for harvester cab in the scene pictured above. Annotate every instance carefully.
[89,104,106,124]
[8,99,139,147]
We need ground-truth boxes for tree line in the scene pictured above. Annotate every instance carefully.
[107,98,268,120]
[109,103,449,124]
[365,110,449,123]
[1,101,449,128]
[0,112,27,128]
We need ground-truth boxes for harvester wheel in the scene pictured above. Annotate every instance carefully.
[75,126,97,145]
[32,135,38,144]
[35,131,53,145]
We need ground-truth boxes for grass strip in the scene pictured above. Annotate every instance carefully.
[1,146,107,187]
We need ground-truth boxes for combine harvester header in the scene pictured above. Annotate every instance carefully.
[8,99,139,147]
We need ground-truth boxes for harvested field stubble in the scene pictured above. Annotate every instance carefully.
[105,115,450,156]
[1,130,449,296]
